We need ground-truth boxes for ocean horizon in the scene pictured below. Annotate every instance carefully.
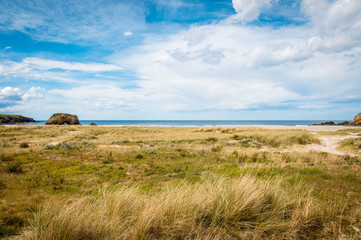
[23,120,348,127]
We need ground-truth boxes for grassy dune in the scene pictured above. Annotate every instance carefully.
[0,126,361,239]
[25,176,320,240]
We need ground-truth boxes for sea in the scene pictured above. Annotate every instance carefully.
[23,120,348,127]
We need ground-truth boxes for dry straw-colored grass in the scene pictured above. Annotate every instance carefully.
[24,175,322,240]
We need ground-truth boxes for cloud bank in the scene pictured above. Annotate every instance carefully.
[0,86,43,109]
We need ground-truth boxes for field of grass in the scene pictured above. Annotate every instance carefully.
[0,125,360,239]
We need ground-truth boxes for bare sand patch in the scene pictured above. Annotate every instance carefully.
[298,135,359,156]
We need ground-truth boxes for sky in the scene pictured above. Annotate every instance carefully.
[0,0,360,120]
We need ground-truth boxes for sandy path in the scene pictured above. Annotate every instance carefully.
[301,135,359,156]
[255,126,360,156]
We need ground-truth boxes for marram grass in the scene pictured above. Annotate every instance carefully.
[24,176,322,240]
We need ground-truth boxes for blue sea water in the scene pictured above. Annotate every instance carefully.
[24,120,347,127]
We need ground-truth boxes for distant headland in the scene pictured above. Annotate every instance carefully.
[0,114,36,124]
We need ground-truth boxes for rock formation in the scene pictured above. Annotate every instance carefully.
[46,113,80,125]
[349,112,361,126]
[313,112,360,126]
[90,123,97,126]
[314,121,336,126]
[0,114,35,124]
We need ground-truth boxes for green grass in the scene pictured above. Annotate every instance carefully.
[339,137,361,152]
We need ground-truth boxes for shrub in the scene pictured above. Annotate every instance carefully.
[0,153,14,162]
[135,154,144,159]
[19,142,29,148]
[206,137,218,142]
[211,145,223,152]
[5,163,23,174]
[102,159,113,164]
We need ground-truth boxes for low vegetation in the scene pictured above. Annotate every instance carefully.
[25,176,322,240]
[0,125,360,239]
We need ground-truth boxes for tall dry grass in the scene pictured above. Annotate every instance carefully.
[24,175,322,240]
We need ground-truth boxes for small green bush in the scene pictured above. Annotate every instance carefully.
[102,159,113,164]
[5,163,23,174]
[135,154,144,159]
[211,145,223,152]
[206,137,218,142]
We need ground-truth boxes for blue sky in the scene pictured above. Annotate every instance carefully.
[0,0,360,120]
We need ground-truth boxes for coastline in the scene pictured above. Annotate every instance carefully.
[94,125,357,131]
[4,124,358,131]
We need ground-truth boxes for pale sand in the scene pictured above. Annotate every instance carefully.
[256,126,360,156]
[254,125,358,131]
[301,135,359,156]
[87,125,358,131]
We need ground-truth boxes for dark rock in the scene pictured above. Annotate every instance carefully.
[46,113,80,125]
[0,114,35,124]
[90,123,97,126]
[313,121,335,126]
[313,112,361,126]
[336,121,350,125]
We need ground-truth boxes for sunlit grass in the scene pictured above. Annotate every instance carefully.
[25,176,323,240]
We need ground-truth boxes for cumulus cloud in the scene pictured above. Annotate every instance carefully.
[0,87,23,103]
[105,1,361,117]
[302,0,361,51]
[229,0,273,22]
[0,86,43,108]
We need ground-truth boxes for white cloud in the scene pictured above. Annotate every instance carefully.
[23,58,122,72]
[0,86,43,108]
[229,0,273,22]
[22,87,44,100]
[0,87,23,103]
[0,58,123,83]
[302,0,361,51]
[123,31,133,36]
[50,85,139,111]
[104,3,361,116]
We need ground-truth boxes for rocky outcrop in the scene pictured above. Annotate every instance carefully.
[349,113,361,126]
[46,113,80,125]
[314,121,336,126]
[313,112,361,126]
[90,123,97,126]
[0,114,35,124]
